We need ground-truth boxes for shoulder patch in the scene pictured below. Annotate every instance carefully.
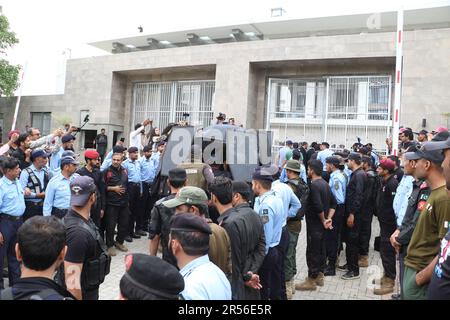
[260,209,269,224]
[417,200,426,212]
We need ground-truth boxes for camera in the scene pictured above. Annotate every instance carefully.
[182,113,190,118]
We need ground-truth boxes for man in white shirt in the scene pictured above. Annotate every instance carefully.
[129,119,152,152]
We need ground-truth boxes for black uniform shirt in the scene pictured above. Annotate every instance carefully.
[64,209,97,264]
[428,230,450,300]
[376,174,399,225]
[307,178,337,225]
[345,167,367,216]
[76,166,106,211]
[104,165,129,207]
[10,277,75,300]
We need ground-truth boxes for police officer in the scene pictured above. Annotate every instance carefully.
[252,166,285,300]
[360,155,378,267]
[340,152,367,280]
[148,168,187,267]
[43,155,79,219]
[76,150,106,229]
[139,145,157,232]
[283,160,309,297]
[1,216,75,300]
[19,150,51,221]
[170,213,231,300]
[122,147,144,239]
[389,151,430,299]
[324,156,346,276]
[0,158,25,290]
[61,176,111,300]
[231,181,266,299]
[374,158,399,295]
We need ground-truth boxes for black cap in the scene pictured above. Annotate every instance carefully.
[61,134,75,143]
[128,146,139,153]
[347,152,362,162]
[70,176,96,206]
[121,254,184,300]
[143,145,152,152]
[30,150,51,161]
[168,168,187,182]
[419,129,428,135]
[325,156,340,166]
[404,142,445,165]
[425,137,450,152]
[431,131,450,142]
[113,145,126,154]
[170,213,212,234]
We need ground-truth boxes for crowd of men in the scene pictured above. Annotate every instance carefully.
[0,118,449,300]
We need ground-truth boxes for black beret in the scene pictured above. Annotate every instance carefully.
[128,146,139,153]
[143,145,152,152]
[347,152,362,161]
[170,213,212,234]
[121,254,184,299]
[325,156,340,166]
[113,145,126,154]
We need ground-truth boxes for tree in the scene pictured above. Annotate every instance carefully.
[0,13,20,97]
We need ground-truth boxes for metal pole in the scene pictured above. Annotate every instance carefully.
[11,63,27,130]
[392,8,404,156]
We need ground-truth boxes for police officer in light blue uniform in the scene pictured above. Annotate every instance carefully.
[43,156,79,218]
[122,147,144,238]
[252,166,285,300]
[324,156,347,275]
[0,157,26,289]
[170,213,231,300]
[393,174,414,228]
[139,145,157,231]
[49,134,75,176]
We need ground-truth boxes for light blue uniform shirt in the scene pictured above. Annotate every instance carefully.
[49,148,64,176]
[180,254,231,300]
[317,149,334,171]
[253,190,285,253]
[43,173,78,216]
[150,152,161,169]
[371,152,380,167]
[329,170,347,205]
[279,165,307,184]
[19,164,47,203]
[122,159,143,192]
[139,156,156,183]
[0,176,25,216]
[393,174,414,227]
[271,180,301,225]
[278,147,290,167]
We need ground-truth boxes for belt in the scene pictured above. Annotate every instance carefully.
[25,201,44,206]
[128,182,140,186]
[0,214,23,221]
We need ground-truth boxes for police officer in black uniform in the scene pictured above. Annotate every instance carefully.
[148,168,187,267]
[60,176,111,300]
[340,152,367,280]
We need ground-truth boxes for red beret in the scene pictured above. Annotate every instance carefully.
[84,149,100,159]
[378,159,395,171]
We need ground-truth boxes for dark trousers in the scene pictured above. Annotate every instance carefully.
[0,217,23,289]
[259,246,282,300]
[128,183,142,235]
[105,205,129,248]
[379,221,397,280]
[82,287,99,301]
[359,208,374,256]
[325,204,344,266]
[51,207,68,219]
[399,249,406,299]
[141,182,152,230]
[278,226,289,300]
[343,214,361,274]
[306,220,326,278]
[90,202,102,229]
[23,202,43,222]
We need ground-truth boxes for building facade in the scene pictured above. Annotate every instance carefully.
[1,6,449,153]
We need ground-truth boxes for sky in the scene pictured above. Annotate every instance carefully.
[1,0,449,95]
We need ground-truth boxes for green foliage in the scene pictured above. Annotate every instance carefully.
[0,14,20,97]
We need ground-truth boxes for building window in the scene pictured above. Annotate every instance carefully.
[133,80,215,130]
[31,112,51,135]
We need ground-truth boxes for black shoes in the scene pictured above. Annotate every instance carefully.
[135,230,147,237]
[131,233,141,239]
[124,236,133,243]
[337,263,348,271]
[324,265,336,276]
[341,270,360,280]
